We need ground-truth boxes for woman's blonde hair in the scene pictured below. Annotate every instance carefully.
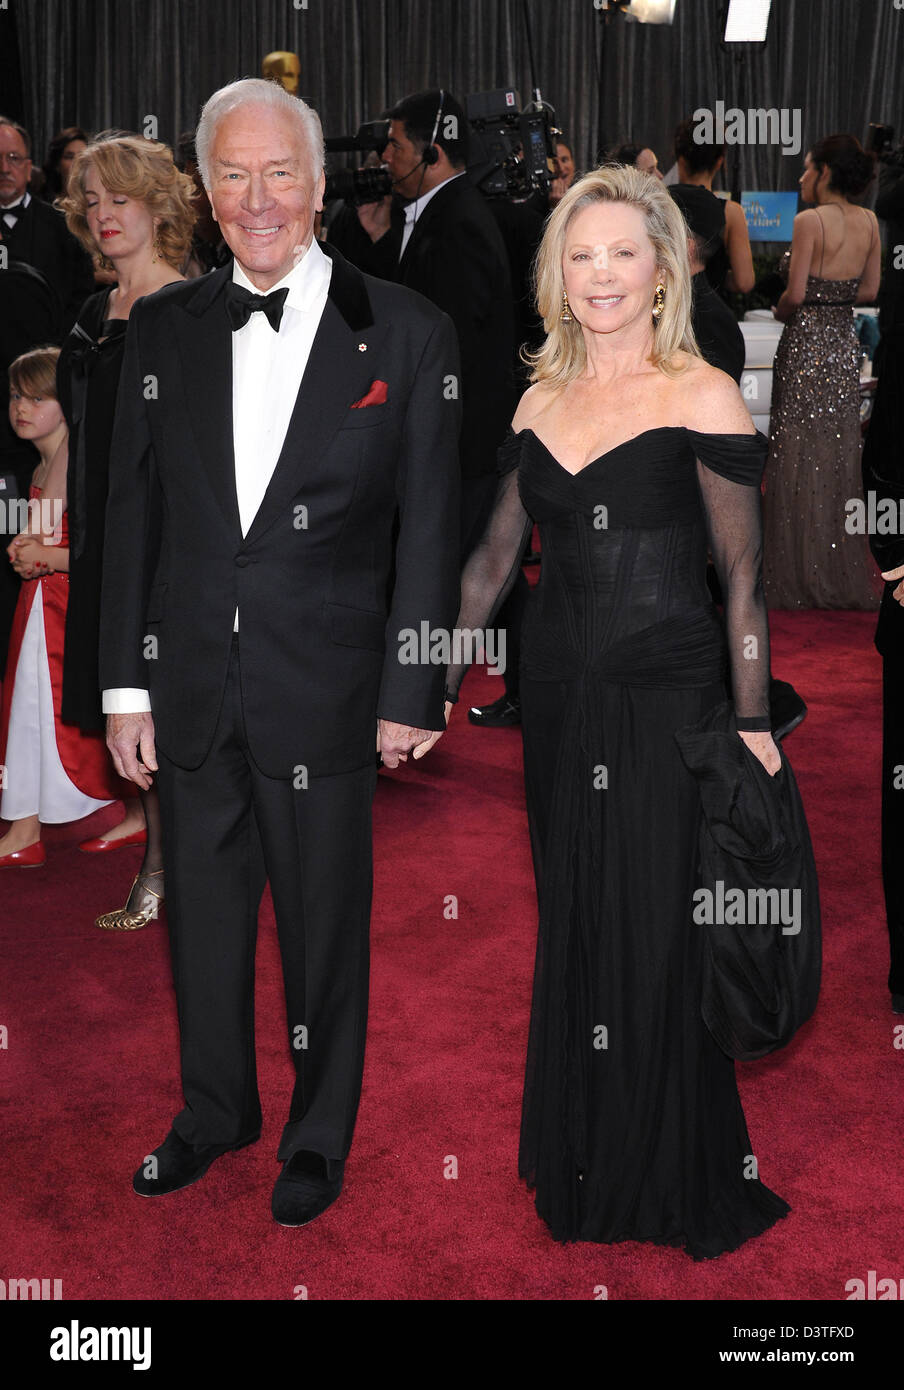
[8,346,61,400]
[61,134,197,269]
[525,163,701,387]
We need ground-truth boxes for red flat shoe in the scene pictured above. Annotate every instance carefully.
[79,828,148,854]
[0,841,46,867]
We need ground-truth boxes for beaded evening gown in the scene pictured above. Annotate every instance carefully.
[763,251,879,609]
[447,424,791,1259]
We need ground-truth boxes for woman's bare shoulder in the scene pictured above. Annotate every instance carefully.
[792,208,821,235]
[512,382,558,433]
[671,356,755,434]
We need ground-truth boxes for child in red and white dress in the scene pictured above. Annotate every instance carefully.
[0,347,122,866]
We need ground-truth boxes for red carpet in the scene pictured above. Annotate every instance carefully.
[2,611,900,1300]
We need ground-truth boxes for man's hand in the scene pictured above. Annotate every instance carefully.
[378,716,444,768]
[356,196,393,244]
[410,701,454,760]
[107,711,158,789]
[882,563,904,605]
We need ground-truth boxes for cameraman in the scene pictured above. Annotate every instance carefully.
[354,89,516,562]
[862,138,904,1016]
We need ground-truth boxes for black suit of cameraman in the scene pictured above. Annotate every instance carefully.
[348,91,516,562]
[862,150,904,1010]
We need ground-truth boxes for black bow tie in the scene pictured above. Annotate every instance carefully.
[1,201,25,223]
[225,282,289,332]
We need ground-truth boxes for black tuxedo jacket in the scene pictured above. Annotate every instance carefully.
[98,242,462,778]
[0,197,95,332]
[355,176,516,477]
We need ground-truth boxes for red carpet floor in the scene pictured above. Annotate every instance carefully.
[1,610,900,1301]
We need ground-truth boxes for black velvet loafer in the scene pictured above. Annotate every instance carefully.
[271,1149,344,1227]
[133,1128,259,1196]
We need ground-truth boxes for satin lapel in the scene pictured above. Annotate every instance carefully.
[174,266,241,540]
[242,299,388,546]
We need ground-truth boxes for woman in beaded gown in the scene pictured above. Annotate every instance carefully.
[430,167,793,1259]
[763,135,881,609]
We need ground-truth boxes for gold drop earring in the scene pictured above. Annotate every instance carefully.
[560,290,573,324]
[652,282,665,320]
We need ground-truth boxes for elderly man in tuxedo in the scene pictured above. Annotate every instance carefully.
[100,79,461,1225]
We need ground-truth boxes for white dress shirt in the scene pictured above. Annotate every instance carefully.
[102,238,333,714]
[399,171,466,259]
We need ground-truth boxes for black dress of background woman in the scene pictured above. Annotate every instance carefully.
[55,132,196,930]
[58,290,128,733]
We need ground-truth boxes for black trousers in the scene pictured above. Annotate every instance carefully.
[156,637,377,1161]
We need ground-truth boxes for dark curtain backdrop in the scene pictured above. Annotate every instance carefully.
[11,0,903,191]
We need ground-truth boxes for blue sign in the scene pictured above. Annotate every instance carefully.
[741,191,798,241]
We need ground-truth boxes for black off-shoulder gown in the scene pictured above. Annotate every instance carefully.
[448,425,790,1260]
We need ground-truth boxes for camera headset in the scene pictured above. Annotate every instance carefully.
[421,89,445,166]
[391,89,445,197]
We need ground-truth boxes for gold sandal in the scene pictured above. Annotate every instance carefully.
[95,870,164,931]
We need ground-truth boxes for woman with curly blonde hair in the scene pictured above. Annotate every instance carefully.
[55,133,196,929]
[434,163,795,1258]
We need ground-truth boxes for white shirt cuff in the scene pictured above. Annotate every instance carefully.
[102,688,152,714]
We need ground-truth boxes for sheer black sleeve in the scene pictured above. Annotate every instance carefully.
[691,430,772,733]
[444,431,533,702]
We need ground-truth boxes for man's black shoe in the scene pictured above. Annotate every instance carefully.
[468,694,521,728]
[132,1128,259,1197]
[271,1149,344,1227]
[892,994,904,1015]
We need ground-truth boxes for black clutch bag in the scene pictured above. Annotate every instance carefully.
[675,700,821,1061]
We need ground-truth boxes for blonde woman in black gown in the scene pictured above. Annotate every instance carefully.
[427,165,791,1258]
[764,135,881,609]
[58,135,196,927]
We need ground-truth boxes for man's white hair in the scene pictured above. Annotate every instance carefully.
[195,77,324,189]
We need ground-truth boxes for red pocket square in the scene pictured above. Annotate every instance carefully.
[350,379,388,409]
